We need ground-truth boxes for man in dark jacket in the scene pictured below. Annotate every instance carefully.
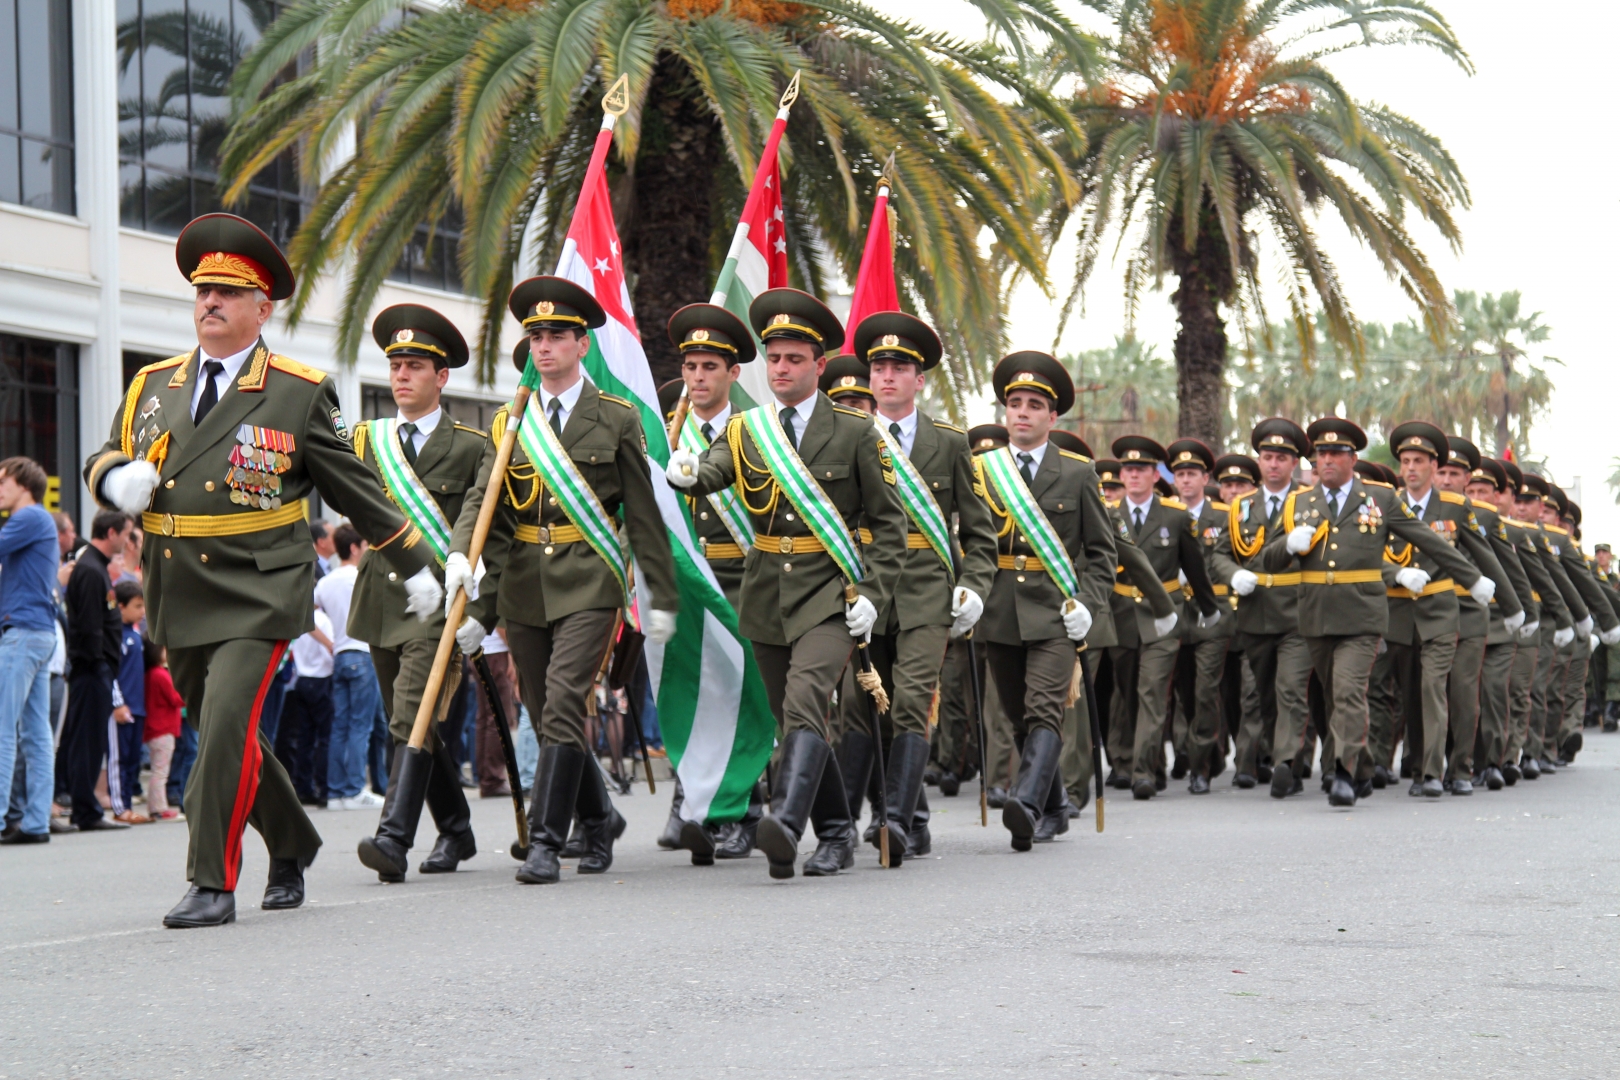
[61,510,134,831]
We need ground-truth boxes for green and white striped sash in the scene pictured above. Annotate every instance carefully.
[680,412,753,549]
[874,419,951,571]
[516,399,630,606]
[368,418,451,562]
[740,405,864,584]
[981,447,1079,598]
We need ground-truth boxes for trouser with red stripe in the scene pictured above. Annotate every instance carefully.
[169,639,322,892]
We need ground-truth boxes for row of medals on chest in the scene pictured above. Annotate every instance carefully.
[228,425,292,510]
[1303,496,1384,533]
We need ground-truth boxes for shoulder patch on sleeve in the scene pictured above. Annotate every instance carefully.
[833,405,870,419]
[933,420,965,434]
[1057,448,1091,462]
[597,392,633,409]
[352,420,370,460]
[1439,490,1466,505]
[268,355,328,384]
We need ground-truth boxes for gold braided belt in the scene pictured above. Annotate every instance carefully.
[1250,572,1302,587]
[752,528,872,556]
[1386,577,1456,598]
[514,523,585,545]
[904,532,934,549]
[1114,579,1183,598]
[997,553,1047,572]
[144,501,307,539]
[1300,569,1385,586]
[699,538,746,560]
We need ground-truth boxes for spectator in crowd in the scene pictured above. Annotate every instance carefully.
[275,607,335,808]
[107,580,149,825]
[310,519,336,579]
[115,525,144,588]
[0,458,66,845]
[60,510,132,831]
[53,510,78,559]
[473,626,519,797]
[142,638,183,821]
[258,651,295,751]
[314,524,384,810]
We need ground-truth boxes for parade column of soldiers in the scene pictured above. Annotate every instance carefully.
[92,212,1620,927]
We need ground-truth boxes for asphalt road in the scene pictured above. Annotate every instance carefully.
[5,734,1619,1079]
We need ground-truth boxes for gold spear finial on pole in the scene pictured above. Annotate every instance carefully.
[779,70,802,110]
[603,73,630,117]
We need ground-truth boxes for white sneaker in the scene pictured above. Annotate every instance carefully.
[326,795,352,810]
[346,790,384,809]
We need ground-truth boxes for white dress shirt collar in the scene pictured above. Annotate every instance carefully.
[775,393,818,440]
[877,407,919,456]
[694,402,731,439]
[1126,493,1155,517]
[539,374,587,430]
[396,405,442,455]
[1009,440,1047,470]
[191,340,258,414]
[1404,485,1433,516]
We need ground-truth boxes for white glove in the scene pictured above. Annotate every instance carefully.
[403,566,444,622]
[1286,525,1316,554]
[1575,614,1594,637]
[1177,569,1189,587]
[949,587,984,638]
[455,616,487,654]
[1602,626,1620,647]
[1230,569,1258,596]
[845,594,877,637]
[1395,568,1431,594]
[1196,608,1222,629]
[1554,626,1575,648]
[665,449,700,488]
[103,460,160,515]
[1518,620,1539,641]
[1504,610,1526,634]
[1060,599,1093,642]
[442,552,478,616]
[1152,612,1178,638]
[645,609,677,645]
[1592,634,1602,652]
[1469,576,1496,606]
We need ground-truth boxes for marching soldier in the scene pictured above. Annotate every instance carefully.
[653,303,762,863]
[1105,435,1220,800]
[1511,471,1583,777]
[973,354,1116,848]
[1436,437,1532,792]
[1211,419,1313,792]
[349,305,487,883]
[1259,417,1485,806]
[86,214,443,927]
[829,312,998,862]
[446,277,679,886]
[820,355,875,414]
[1533,484,1617,768]
[1351,460,1403,785]
[1549,495,1620,762]
[664,288,908,879]
[1166,439,1236,793]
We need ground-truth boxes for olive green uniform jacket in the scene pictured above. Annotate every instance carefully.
[85,341,434,649]
[1542,524,1617,631]
[348,413,487,648]
[1259,478,1480,639]
[976,445,1117,646]
[1504,517,1567,630]
[1086,503,1176,650]
[687,393,907,646]
[1106,495,1219,649]
[1466,498,1535,647]
[1186,499,1238,644]
[450,381,678,629]
[1211,484,1303,637]
[1382,489,1521,646]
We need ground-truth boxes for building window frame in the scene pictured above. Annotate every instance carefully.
[0,0,76,215]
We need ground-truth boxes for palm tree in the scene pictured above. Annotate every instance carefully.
[218,0,1092,402]
[1063,336,1178,449]
[1450,290,1552,455]
[1051,0,1472,443]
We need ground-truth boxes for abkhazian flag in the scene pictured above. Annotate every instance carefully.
[551,116,774,825]
[710,104,791,407]
[840,179,899,347]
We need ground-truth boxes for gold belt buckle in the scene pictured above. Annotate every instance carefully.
[778,536,794,555]
[536,526,551,543]
[1324,571,1335,585]
[1013,555,1027,571]
[161,513,176,537]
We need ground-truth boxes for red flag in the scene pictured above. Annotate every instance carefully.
[842,181,898,352]
[1503,444,1516,463]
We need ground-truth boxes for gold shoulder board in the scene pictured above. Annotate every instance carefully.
[1438,490,1466,505]
[1057,449,1091,462]
[598,392,634,409]
[932,421,965,434]
[268,355,328,383]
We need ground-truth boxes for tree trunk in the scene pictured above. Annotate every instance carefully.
[623,55,721,389]
[1496,351,1512,455]
[1171,268,1228,445]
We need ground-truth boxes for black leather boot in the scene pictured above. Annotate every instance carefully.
[263,853,312,909]
[1002,728,1061,852]
[163,886,236,928]
[715,781,765,859]
[419,739,477,874]
[561,820,587,858]
[756,730,831,879]
[657,776,687,850]
[836,729,875,846]
[1033,769,1071,842]
[575,757,626,875]
[680,820,719,865]
[804,750,856,876]
[909,785,932,856]
[516,745,585,884]
[877,732,929,865]
[357,744,430,883]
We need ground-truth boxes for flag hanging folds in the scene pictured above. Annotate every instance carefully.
[841,180,899,349]
[552,120,774,825]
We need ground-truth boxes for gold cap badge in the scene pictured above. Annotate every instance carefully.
[880,334,899,347]
[838,376,858,388]
[691,329,710,342]
[394,329,414,343]
[771,313,792,327]
[536,301,555,316]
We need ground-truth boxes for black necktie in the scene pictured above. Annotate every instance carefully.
[548,398,564,437]
[399,422,419,466]
[889,421,902,445]
[195,359,225,423]
[1133,506,1145,534]
[1017,451,1035,486]
[701,421,714,444]
[1328,492,1340,520]
[1268,495,1281,522]
[780,407,798,450]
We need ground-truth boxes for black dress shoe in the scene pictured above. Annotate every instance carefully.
[907,823,932,856]
[680,820,717,866]
[1520,757,1540,780]
[0,830,47,844]
[263,857,308,910]
[1170,755,1189,781]
[1538,757,1557,774]
[1269,762,1294,800]
[923,764,942,787]
[1501,762,1520,785]
[1106,769,1129,790]
[1562,731,1583,760]
[164,886,235,928]
[1233,772,1256,789]
[1188,774,1210,795]
[1372,765,1393,789]
[1327,770,1356,808]
[986,786,1009,808]
[357,834,409,883]
[1154,771,1167,792]
[1353,777,1374,800]
[938,771,960,797]
[1131,780,1155,801]
[1408,779,1424,797]
[1256,763,1273,784]
[419,829,477,874]
[78,815,130,831]
[1421,777,1444,798]
[714,820,756,860]
[1484,766,1505,791]
[1448,778,1473,796]
[561,821,586,859]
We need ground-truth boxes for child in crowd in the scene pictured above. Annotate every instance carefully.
[108,580,148,824]
[142,638,183,821]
